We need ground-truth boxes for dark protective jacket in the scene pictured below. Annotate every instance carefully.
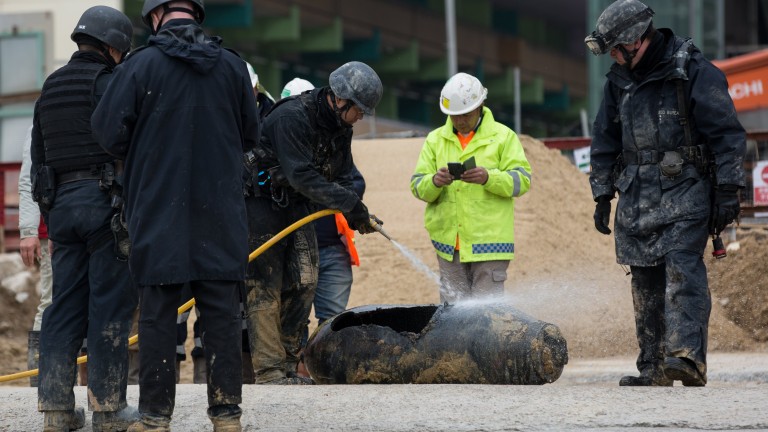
[31,51,115,175]
[256,87,362,214]
[314,164,365,248]
[92,19,260,285]
[589,29,746,266]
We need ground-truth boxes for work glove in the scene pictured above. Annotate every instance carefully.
[593,195,612,235]
[344,200,376,234]
[711,184,740,234]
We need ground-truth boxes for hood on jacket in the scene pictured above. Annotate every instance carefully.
[148,19,221,74]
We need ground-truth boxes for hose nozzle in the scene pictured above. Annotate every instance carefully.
[368,215,393,241]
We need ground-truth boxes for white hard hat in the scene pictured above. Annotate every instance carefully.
[281,77,315,99]
[245,61,258,89]
[439,72,488,115]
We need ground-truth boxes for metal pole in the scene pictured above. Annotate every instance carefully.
[580,108,590,138]
[513,66,521,133]
[716,0,725,59]
[688,0,697,42]
[445,0,458,77]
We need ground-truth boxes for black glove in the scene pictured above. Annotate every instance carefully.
[593,195,612,235]
[712,185,740,234]
[344,200,376,234]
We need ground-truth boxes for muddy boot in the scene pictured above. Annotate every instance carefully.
[241,352,255,384]
[128,350,140,385]
[42,407,85,432]
[663,357,706,387]
[92,406,141,432]
[126,414,171,432]
[193,355,207,384]
[619,368,672,386]
[28,331,40,387]
[208,404,242,432]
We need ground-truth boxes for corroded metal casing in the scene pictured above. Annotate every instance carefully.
[304,303,568,385]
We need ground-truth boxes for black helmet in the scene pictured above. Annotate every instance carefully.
[584,0,654,55]
[71,6,133,54]
[142,0,205,27]
[329,61,383,116]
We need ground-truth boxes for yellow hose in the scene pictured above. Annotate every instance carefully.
[0,208,340,383]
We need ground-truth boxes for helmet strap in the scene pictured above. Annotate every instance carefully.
[328,91,352,127]
[617,44,640,68]
[101,46,118,68]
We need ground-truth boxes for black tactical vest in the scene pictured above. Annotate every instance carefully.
[37,59,113,173]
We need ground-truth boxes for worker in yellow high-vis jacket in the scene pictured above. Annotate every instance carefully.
[410,72,532,303]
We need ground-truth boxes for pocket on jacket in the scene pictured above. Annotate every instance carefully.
[615,166,636,193]
[659,164,700,190]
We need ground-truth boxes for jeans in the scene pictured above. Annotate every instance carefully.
[314,244,354,322]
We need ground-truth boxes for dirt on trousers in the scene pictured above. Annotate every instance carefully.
[1,135,766,387]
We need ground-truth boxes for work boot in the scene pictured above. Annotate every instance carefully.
[27,330,40,387]
[619,368,672,387]
[663,357,706,387]
[92,406,141,432]
[208,404,242,432]
[126,414,171,432]
[42,407,85,432]
[193,355,207,384]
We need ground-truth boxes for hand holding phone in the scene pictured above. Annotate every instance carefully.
[447,156,476,180]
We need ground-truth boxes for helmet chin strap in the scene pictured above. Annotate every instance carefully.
[617,44,641,68]
[329,92,354,127]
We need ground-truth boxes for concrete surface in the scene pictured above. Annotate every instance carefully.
[2,353,767,431]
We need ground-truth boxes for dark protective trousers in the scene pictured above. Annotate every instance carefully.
[138,281,242,417]
[244,196,318,383]
[38,180,137,412]
[630,249,711,377]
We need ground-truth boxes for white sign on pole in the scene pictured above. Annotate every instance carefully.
[753,160,768,206]
[573,146,591,173]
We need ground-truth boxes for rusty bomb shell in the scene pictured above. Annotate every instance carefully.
[304,302,568,385]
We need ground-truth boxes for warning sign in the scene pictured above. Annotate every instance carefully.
[753,160,768,206]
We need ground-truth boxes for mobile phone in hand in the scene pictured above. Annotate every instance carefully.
[448,162,464,179]
[448,156,476,180]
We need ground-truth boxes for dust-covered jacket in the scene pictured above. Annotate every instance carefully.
[410,107,532,263]
[92,19,260,285]
[589,28,746,266]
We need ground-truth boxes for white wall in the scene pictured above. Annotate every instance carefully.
[0,0,121,71]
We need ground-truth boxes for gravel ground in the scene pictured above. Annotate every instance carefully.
[2,353,766,432]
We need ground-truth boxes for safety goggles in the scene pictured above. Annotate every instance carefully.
[585,32,610,55]
[584,7,655,56]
